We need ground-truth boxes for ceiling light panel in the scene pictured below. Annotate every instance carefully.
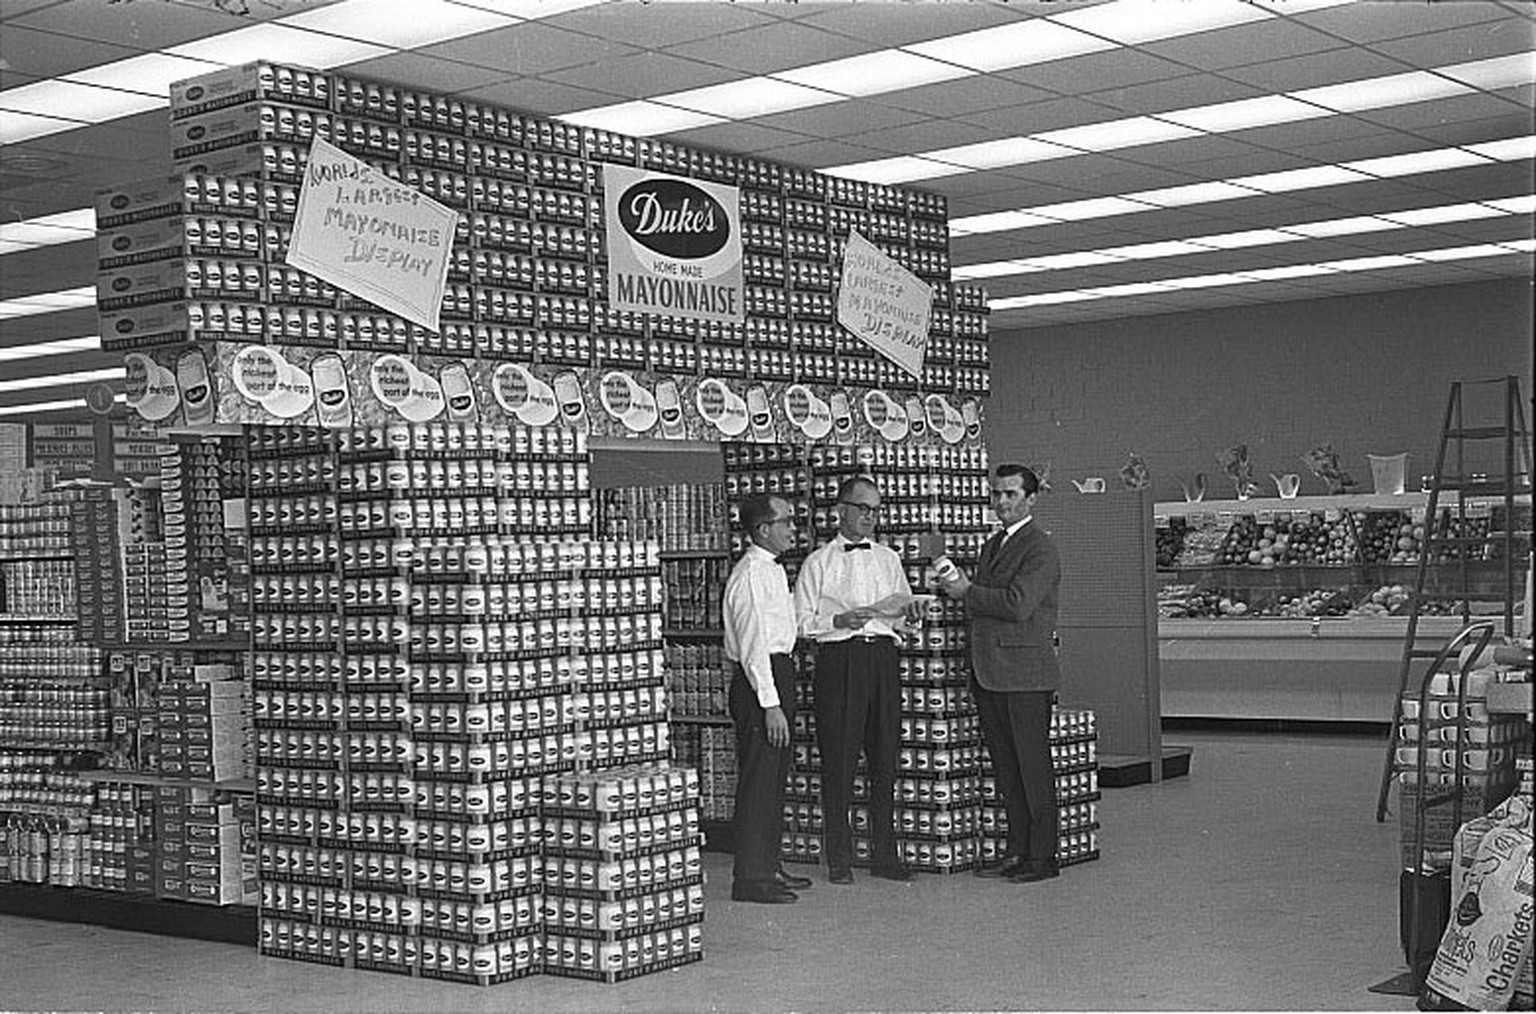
[923,137,1077,171]
[1290,70,1474,113]
[1378,203,1509,226]
[1437,52,1536,91]
[1344,147,1494,177]
[0,337,102,363]
[1052,0,1273,46]
[1233,165,1374,193]
[1156,94,1332,132]
[1031,116,1202,153]
[278,0,518,45]
[1286,215,1401,238]
[0,395,123,418]
[773,51,971,97]
[901,19,1118,72]
[827,154,976,184]
[0,80,165,140]
[0,288,97,320]
[662,76,839,119]
[0,210,96,255]
[0,367,122,396]
[558,100,722,134]
[165,23,389,69]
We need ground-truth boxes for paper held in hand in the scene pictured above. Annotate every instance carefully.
[865,592,936,618]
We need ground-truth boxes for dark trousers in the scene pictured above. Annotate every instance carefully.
[814,637,900,871]
[730,654,796,889]
[973,683,1057,863]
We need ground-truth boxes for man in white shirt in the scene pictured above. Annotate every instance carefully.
[723,492,801,904]
[795,476,923,884]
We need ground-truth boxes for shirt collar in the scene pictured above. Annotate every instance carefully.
[1002,516,1032,541]
[835,533,871,550]
[744,542,779,564]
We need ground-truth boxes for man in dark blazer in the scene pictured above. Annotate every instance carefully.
[938,463,1062,883]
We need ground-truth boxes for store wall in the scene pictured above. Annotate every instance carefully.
[985,279,1535,503]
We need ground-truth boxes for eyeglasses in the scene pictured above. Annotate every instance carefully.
[761,515,795,528]
[837,501,880,518]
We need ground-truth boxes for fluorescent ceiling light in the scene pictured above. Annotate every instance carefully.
[663,76,840,120]
[924,137,1076,171]
[1379,203,1508,227]
[1246,0,1357,11]
[1197,228,1304,250]
[1156,273,1256,290]
[1345,147,1493,178]
[1414,243,1528,262]
[0,209,97,255]
[165,22,389,68]
[902,19,1117,72]
[1025,196,1155,221]
[990,291,1102,310]
[62,52,219,97]
[1032,116,1201,153]
[0,395,124,418]
[828,155,974,185]
[1485,196,1536,215]
[1082,281,1179,298]
[1319,254,1422,272]
[947,135,1535,237]
[1467,136,1536,161]
[1053,0,1272,45]
[952,262,1043,280]
[1097,240,1213,260]
[1241,264,1340,281]
[0,337,102,363]
[277,0,518,47]
[1437,52,1536,91]
[1232,165,1372,193]
[1158,95,1331,133]
[558,100,722,134]
[774,51,971,97]
[0,287,97,320]
[948,210,1062,237]
[0,80,165,138]
[1291,70,1473,114]
[1018,251,1122,270]
[1501,238,1536,253]
[0,367,123,396]
[1286,215,1400,238]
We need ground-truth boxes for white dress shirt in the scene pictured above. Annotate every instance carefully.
[723,543,797,709]
[795,534,913,643]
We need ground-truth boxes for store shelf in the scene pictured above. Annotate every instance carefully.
[0,883,254,946]
[77,771,255,792]
[1156,492,1432,516]
[0,614,77,623]
[658,549,730,560]
[669,714,731,726]
[662,628,724,640]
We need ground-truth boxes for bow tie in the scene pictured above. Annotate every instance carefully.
[844,542,871,552]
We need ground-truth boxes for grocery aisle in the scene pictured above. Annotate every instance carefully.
[0,730,1417,1012]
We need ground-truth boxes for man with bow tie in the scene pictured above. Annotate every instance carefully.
[795,476,925,884]
[938,463,1063,884]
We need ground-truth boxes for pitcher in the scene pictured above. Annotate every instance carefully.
[1271,473,1301,498]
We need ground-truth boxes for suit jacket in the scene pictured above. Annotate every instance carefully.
[964,521,1061,693]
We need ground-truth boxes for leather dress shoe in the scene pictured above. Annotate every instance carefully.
[1008,860,1060,884]
[775,867,813,890]
[828,867,854,885]
[732,883,798,904]
[871,860,913,882]
[975,855,1025,879]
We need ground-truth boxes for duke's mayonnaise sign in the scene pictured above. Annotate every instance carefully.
[602,165,743,324]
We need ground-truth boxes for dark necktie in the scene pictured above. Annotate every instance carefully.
[844,542,870,552]
[980,531,1007,569]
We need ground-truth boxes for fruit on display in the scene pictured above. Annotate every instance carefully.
[1356,510,1422,564]
[1426,510,1491,562]
[1217,512,1356,566]
[1157,584,1242,619]
[1261,589,1352,618]
[1156,519,1188,567]
[1351,583,1412,617]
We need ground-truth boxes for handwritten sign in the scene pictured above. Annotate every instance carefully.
[837,230,932,380]
[287,137,457,332]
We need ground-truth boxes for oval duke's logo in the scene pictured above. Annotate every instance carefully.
[617,178,729,259]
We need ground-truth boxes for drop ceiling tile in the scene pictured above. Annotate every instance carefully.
[1139,18,1350,73]
[999,48,1191,95]
[1372,19,1536,65]
[673,122,828,161]
[538,49,738,100]
[869,76,1059,120]
[661,20,875,76]
[1408,110,1536,148]
[1221,47,1406,93]
[1078,73,1266,119]
[1417,218,1536,244]
[841,117,999,161]
[749,137,887,169]
[1415,162,1536,200]
[1154,150,1314,183]
[1290,3,1519,45]
[4,0,268,48]
[462,78,620,119]
[0,25,155,81]
[553,3,780,50]
[792,3,1026,49]
[1221,114,1409,157]
[333,52,513,98]
[0,307,97,342]
[1349,93,1529,134]
[952,95,1133,137]
[426,22,641,78]
[1280,129,1452,166]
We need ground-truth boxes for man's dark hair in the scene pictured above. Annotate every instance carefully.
[994,463,1040,495]
[739,493,781,533]
[837,475,878,502]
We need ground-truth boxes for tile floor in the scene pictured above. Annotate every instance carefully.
[0,730,1425,1012]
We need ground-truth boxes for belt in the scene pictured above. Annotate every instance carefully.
[832,634,896,645]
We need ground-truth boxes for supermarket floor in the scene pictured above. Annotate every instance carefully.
[0,729,1422,1013]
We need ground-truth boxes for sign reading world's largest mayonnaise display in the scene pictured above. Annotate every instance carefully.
[603,165,743,324]
[287,137,458,333]
[837,230,932,380]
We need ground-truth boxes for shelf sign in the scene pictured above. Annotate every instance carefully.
[287,137,458,333]
[836,230,932,380]
[602,165,744,325]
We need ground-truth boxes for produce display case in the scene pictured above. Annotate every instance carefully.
[1155,492,1529,722]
